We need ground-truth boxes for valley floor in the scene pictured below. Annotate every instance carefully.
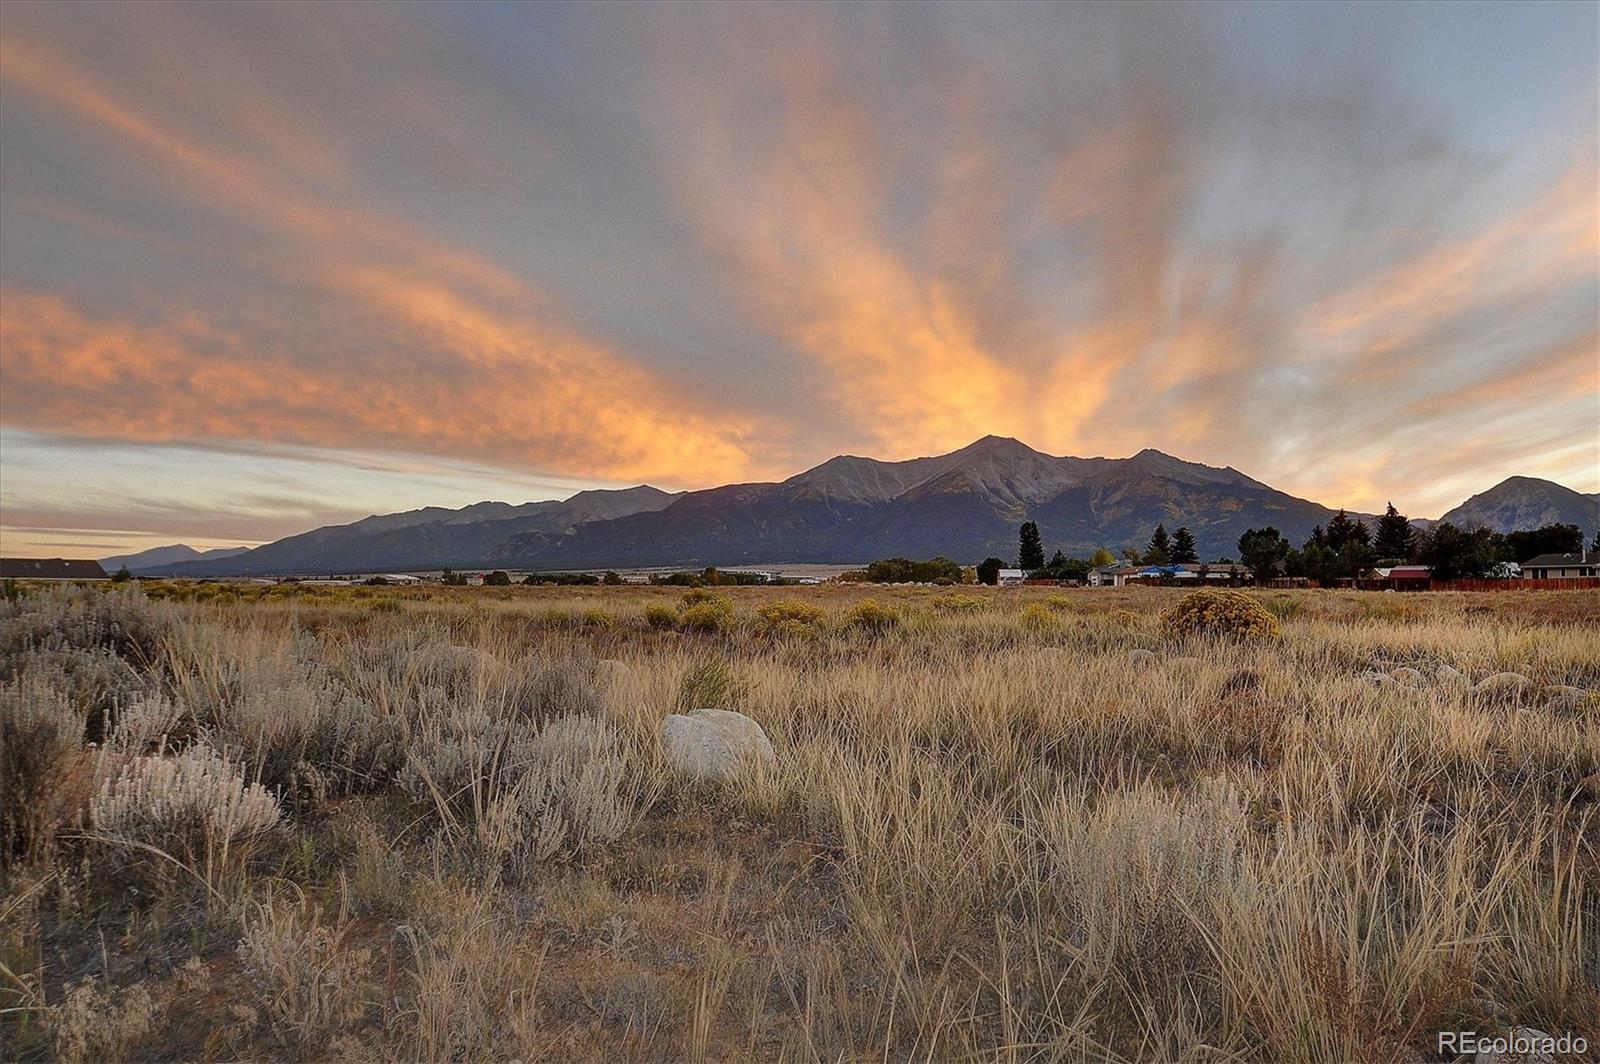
[2,582,1597,1061]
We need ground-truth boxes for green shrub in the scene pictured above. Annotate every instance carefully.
[844,598,900,634]
[931,593,986,613]
[678,600,732,634]
[644,604,679,630]
[580,608,618,631]
[1161,589,1281,641]
[754,599,826,636]
[1019,603,1060,635]
[679,659,739,709]
[680,588,729,609]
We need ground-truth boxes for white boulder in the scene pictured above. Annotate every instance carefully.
[660,708,776,780]
[1473,672,1534,697]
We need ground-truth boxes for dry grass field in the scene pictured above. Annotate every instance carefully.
[2,580,1597,1062]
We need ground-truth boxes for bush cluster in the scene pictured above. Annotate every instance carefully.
[1161,588,1281,641]
[844,598,901,634]
[754,599,826,637]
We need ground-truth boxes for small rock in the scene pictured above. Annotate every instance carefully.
[1473,672,1534,697]
[1473,1026,1558,1064]
[1128,648,1157,665]
[1357,670,1394,687]
[1435,664,1470,686]
[1390,667,1425,687]
[1543,684,1592,711]
[660,708,776,781]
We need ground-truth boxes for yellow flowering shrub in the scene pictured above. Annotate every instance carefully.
[1161,589,1281,641]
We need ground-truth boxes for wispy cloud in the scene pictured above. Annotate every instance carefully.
[0,1,1594,552]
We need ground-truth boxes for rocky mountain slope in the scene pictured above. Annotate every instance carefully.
[1438,476,1599,534]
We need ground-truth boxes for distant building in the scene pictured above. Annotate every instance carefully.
[0,558,108,580]
[1086,565,1121,588]
[1104,563,1251,587]
[1520,551,1598,580]
[997,569,1026,587]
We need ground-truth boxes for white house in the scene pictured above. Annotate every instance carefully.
[997,569,1026,587]
[1520,551,1598,580]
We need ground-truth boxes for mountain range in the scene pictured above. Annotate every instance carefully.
[134,436,1597,576]
[102,544,251,571]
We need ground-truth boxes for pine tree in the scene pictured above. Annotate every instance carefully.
[1169,526,1198,564]
[1017,522,1045,570]
[1373,502,1415,560]
[1325,509,1358,552]
[1145,524,1172,565]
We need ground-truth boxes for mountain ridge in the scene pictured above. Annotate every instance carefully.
[141,441,1593,576]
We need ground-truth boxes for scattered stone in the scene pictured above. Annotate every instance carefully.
[1128,648,1157,665]
[660,708,776,781]
[1389,666,1425,687]
[1473,672,1534,697]
[1544,684,1593,712]
[1435,664,1470,687]
[1472,1027,1558,1064]
[1357,670,1394,687]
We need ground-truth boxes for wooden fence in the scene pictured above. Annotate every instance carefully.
[1432,577,1600,592]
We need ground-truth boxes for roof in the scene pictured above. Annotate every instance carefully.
[1521,552,1595,568]
[0,557,109,579]
[997,569,1024,577]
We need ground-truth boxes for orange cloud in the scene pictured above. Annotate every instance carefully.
[0,289,755,486]
[0,32,767,486]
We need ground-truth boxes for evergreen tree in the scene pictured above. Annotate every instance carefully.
[111,565,132,583]
[1325,509,1359,551]
[1237,527,1291,584]
[1145,524,1172,565]
[1047,549,1068,570]
[1373,502,1415,560]
[1017,522,1045,571]
[1169,526,1198,564]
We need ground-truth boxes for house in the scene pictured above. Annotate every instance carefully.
[1520,551,1598,580]
[1368,564,1431,590]
[1087,564,1120,588]
[1118,563,1252,586]
[997,569,1026,587]
[0,558,108,580]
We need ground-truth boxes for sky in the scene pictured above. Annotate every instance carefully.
[1,0,1596,557]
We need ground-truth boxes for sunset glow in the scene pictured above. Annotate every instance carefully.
[1,2,1595,554]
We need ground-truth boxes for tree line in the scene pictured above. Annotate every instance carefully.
[1236,506,1597,583]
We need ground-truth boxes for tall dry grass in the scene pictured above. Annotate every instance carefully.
[0,581,1595,1060]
